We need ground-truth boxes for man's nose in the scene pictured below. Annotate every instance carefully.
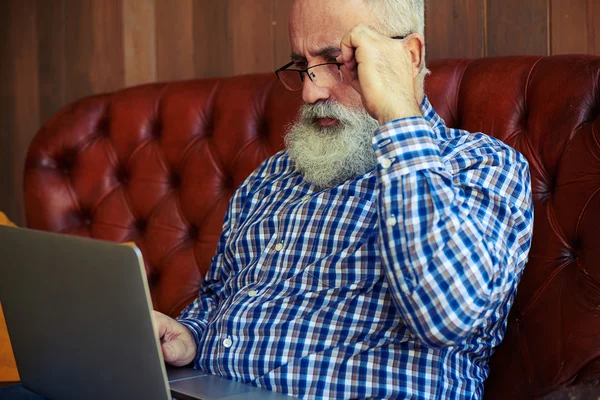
[302,76,330,104]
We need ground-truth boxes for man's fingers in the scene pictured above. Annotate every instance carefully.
[162,338,194,366]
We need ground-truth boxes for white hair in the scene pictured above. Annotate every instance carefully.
[364,0,425,36]
[364,0,429,96]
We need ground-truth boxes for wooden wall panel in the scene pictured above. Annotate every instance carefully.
[273,0,295,68]
[193,1,233,78]
[64,0,125,101]
[486,0,548,56]
[551,0,600,55]
[229,0,275,76]
[123,0,157,86]
[591,0,600,54]
[0,0,18,226]
[551,0,589,55]
[425,0,485,60]
[12,0,40,226]
[155,0,194,82]
[37,0,66,123]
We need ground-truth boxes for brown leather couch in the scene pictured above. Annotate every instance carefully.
[21,55,600,399]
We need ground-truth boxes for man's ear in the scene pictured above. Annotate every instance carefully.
[403,33,425,78]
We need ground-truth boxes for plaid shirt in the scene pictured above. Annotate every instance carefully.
[179,97,534,399]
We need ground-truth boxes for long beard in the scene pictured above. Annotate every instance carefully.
[285,101,379,189]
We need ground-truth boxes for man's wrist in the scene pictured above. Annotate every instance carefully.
[377,105,422,126]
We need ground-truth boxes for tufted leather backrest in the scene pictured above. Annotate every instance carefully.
[25,56,600,398]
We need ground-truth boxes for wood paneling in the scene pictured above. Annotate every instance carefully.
[0,0,18,226]
[486,0,548,56]
[37,0,66,123]
[230,0,274,75]
[193,1,233,78]
[64,0,125,101]
[426,0,600,59]
[425,0,485,60]
[123,0,157,86]
[551,0,588,54]
[273,0,295,68]
[155,0,194,81]
[551,0,600,55]
[591,0,600,54]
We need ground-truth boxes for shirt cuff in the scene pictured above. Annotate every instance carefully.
[177,318,205,351]
[372,116,445,177]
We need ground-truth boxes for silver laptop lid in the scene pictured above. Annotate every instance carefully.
[0,226,171,400]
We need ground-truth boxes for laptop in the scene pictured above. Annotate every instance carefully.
[0,225,295,400]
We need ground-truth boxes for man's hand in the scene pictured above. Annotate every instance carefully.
[337,24,424,125]
[153,310,197,367]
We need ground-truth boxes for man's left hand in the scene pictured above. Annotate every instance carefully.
[337,24,424,125]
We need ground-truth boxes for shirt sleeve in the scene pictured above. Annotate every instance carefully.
[373,116,533,348]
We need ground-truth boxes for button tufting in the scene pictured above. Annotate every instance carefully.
[97,117,110,137]
[170,172,181,188]
[188,225,199,239]
[151,120,162,139]
[136,220,147,232]
[116,166,129,184]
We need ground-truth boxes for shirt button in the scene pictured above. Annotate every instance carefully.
[386,216,397,227]
[275,243,284,251]
[223,337,233,348]
[248,290,258,297]
[380,158,393,169]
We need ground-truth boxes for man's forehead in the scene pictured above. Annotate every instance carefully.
[289,0,373,59]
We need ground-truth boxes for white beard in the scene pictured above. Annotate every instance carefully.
[285,101,379,189]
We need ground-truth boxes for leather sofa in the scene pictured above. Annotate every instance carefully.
[22,55,600,399]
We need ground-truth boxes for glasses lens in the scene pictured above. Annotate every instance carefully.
[309,64,343,88]
[278,70,303,91]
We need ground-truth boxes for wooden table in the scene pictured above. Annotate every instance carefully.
[0,304,19,383]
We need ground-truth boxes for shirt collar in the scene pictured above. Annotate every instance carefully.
[420,95,445,131]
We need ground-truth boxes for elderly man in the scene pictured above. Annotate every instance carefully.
[2,0,532,399]
[155,0,533,398]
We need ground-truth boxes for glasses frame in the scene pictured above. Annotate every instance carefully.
[275,35,408,92]
[275,61,344,92]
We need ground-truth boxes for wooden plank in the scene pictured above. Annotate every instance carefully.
[90,0,125,92]
[123,0,157,87]
[64,0,125,102]
[588,0,600,55]
[425,0,485,60]
[550,0,588,55]
[37,0,66,124]
[192,0,233,78]
[12,0,40,226]
[155,0,194,81]
[486,0,548,56]
[272,0,294,68]
[0,0,17,225]
[229,0,274,75]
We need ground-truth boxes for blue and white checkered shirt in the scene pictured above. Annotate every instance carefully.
[178,97,534,399]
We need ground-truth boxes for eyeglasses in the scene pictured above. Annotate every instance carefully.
[275,35,408,92]
[276,61,344,92]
